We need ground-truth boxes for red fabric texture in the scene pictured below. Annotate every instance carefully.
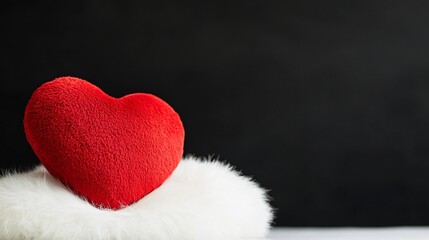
[24,77,185,209]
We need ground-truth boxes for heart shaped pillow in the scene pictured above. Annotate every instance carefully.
[24,77,185,209]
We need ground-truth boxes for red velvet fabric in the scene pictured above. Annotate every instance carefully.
[24,77,185,209]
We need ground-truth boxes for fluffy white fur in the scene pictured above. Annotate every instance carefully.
[0,156,273,240]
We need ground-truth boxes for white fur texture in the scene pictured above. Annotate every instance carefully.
[0,156,273,240]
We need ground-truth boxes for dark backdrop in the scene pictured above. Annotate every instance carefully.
[2,0,429,227]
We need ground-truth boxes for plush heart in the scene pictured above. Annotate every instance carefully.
[24,77,185,209]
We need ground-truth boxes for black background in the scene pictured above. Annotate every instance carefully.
[2,0,429,226]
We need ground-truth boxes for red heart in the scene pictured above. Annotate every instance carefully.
[24,77,185,209]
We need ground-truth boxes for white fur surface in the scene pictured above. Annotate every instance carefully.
[0,156,273,240]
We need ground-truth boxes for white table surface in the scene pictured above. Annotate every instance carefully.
[267,227,429,240]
